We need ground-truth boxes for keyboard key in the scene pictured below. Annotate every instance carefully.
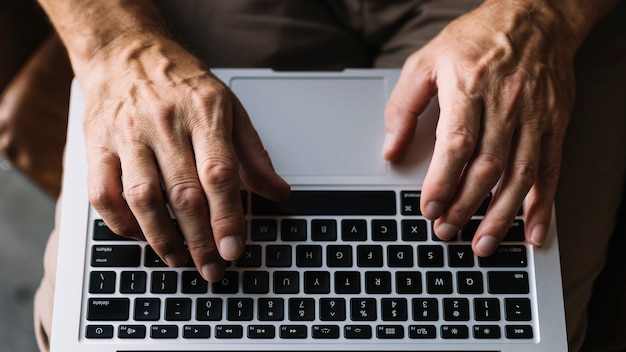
[258,298,284,321]
[89,271,116,293]
[344,325,372,339]
[196,298,222,321]
[341,220,367,241]
[377,325,404,338]
[134,298,160,321]
[119,325,146,339]
[426,271,453,294]
[382,298,408,321]
[180,271,207,294]
[91,245,141,267]
[479,245,527,267]
[327,245,352,267]
[248,325,275,339]
[474,298,501,321]
[85,325,114,338]
[289,298,315,321]
[488,271,530,294]
[211,271,238,293]
[505,325,534,339]
[457,271,484,294]
[150,325,178,339]
[371,219,397,241]
[296,245,322,267]
[236,245,262,267]
[320,298,346,321]
[473,324,501,339]
[357,245,383,267]
[334,271,361,294]
[418,245,444,267]
[87,298,129,321]
[504,220,525,241]
[505,298,532,321]
[448,245,474,267]
[401,219,428,241]
[227,298,254,321]
[144,246,167,267]
[443,298,470,321]
[120,271,146,294]
[151,271,177,294]
[351,298,377,321]
[280,325,307,339]
[311,219,337,241]
[273,271,299,294]
[396,271,422,294]
[266,245,292,267]
[312,325,340,339]
[281,219,307,241]
[242,271,269,294]
[365,271,391,294]
[250,219,277,241]
[441,325,469,339]
[412,298,439,321]
[400,191,421,215]
[387,245,414,267]
[183,325,210,339]
[460,220,481,241]
[215,325,243,339]
[304,271,330,294]
[409,325,437,339]
[93,220,130,241]
[165,298,191,321]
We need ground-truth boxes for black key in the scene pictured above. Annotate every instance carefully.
[296,245,322,267]
[240,190,248,214]
[460,220,481,241]
[377,325,404,338]
[252,191,396,216]
[473,325,501,339]
[441,325,469,339]
[227,298,253,321]
[236,245,262,267]
[91,245,141,267]
[151,271,177,294]
[503,220,525,241]
[281,219,307,241]
[474,298,501,321]
[165,298,191,321]
[357,245,383,267]
[365,271,391,294]
[266,245,292,267]
[401,219,428,241]
[382,298,408,321]
[151,325,178,338]
[409,325,437,339]
[334,271,361,294]
[426,271,453,294]
[120,271,146,294]
[327,245,352,267]
[388,245,414,267]
[418,245,444,267]
[351,298,376,321]
[211,271,238,293]
[93,220,131,241]
[289,298,315,321]
[258,298,284,321]
[371,219,397,241]
[250,219,277,241]
[396,271,422,294]
[248,325,275,339]
[273,271,299,294]
[479,245,527,267]
[144,246,167,267]
[196,298,222,321]
[181,271,207,294]
[457,271,484,294]
[118,325,146,339]
[505,325,534,339]
[242,271,269,294]
[443,298,470,321]
[311,219,337,241]
[304,271,330,294]
[280,325,307,339]
[183,325,210,339]
[320,298,346,321]
[400,190,421,215]
[87,298,129,321]
[341,220,367,241]
[215,325,243,339]
[505,298,532,321]
[344,325,372,339]
[448,245,474,267]
[134,298,160,321]
[312,325,340,339]
[412,298,438,321]
[89,271,116,293]
[488,271,529,294]
[85,325,114,339]
[476,193,492,215]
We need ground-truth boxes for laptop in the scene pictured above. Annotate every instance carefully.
[51,69,567,351]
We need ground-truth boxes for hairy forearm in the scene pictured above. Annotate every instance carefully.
[37,0,168,74]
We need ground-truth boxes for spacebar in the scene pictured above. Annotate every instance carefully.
[251,191,397,216]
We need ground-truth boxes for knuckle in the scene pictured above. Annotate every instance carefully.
[88,185,116,211]
[124,181,162,209]
[210,213,244,238]
[199,158,237,187]
[186,238,217,254]
[167,182,206,210]
[440,124,477,157]
[473,152,506,184]
[512,159,538,188]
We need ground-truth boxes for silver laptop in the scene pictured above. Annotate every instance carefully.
[51,69,567,351]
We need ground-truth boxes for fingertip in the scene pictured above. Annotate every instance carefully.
[201,262,226,283]
[474,236,499,257]
[529,224,546,246]
[218,236,244,261]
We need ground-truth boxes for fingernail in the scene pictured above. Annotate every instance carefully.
[435,222,459,240]
[201,262,224,282]
[530,225,546,246]
[219,236,243,261]
[475,236,499,256]
[424,201,445,219]
[164,251,188,267]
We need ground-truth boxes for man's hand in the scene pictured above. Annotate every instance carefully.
[382,0,584,256]
[81,33,290,281]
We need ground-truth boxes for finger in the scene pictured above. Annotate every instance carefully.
[420,72,482,223]
[118,141,188,267]
[231,97,290,201]
[383,55,436,161]
[85,136,143,240]
[471,126,541,256]
[192,99,246,262]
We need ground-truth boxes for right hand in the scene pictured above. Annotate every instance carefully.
[78,33,290,282]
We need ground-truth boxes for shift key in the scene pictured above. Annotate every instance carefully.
[91,245,141,267]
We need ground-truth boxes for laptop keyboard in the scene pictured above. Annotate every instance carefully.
[84,190,536,344]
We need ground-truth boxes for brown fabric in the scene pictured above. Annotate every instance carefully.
[0,33,72,198]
